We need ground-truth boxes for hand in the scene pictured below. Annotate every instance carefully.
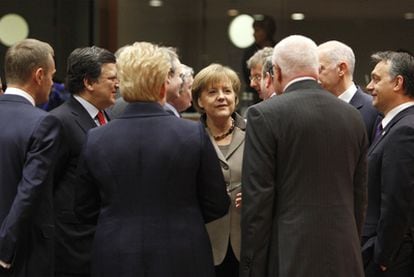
[380,265,387,272]
[235,192,242,208]
[0,260,11,269]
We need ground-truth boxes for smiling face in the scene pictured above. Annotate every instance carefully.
[366,60,396,114]
[90,63,118,109]
[197,78,236,121]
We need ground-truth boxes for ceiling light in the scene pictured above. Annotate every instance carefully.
[149,0,163,7]
[291,13,305,21]
[228,9,239,17]
[404,12,414,20]
[228,14,255,48]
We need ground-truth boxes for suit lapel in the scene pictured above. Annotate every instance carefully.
[349,89,364,110]
[368,106,414,154]
[67,97,97,133]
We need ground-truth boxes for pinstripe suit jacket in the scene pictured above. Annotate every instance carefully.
[240,80,367,277]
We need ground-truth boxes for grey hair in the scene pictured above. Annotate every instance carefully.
[318,40,355,76]
[272,35,318,78]
[246,47,274,69]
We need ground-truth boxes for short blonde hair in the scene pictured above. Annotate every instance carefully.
[117,42,171,102]
[191,63,241,113]
[5,38,54,85]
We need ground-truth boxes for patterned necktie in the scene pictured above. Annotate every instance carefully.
[96,110,106,126]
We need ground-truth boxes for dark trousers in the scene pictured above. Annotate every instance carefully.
[364,240,414,277]
[215,242,239,277]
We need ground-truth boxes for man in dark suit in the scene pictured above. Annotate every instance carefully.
[75,41,229,277]
[0,38,62,276]
[240,35,367,277]
[50,46,118,276]
[318,40,380,144]
[362,51,414,276]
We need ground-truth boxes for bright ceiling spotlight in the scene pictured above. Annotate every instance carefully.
[228,14,255,48]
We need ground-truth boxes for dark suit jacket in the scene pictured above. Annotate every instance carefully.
[349,87,380,144]
[50,96,105,275]
[240,80,367,277]
[75,102,229,277]
[362,105,414,269]
[0,94,61,277]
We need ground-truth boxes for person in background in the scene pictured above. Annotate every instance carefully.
[240,35,367,277]
[163,47,183,117]
[37,81,70,111]
[192,63,245,277]
[0,38,61,276]
[362,51,414,277]
[318,40,380,144]
[246,47,274,102]
[51,46,118,277]
[75,42,229,277]
[0,76,4,95]
[259,56,277,99]
[241,15,276,105]
[169,64,194,115]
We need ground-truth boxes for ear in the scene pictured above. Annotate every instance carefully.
[34,67,44,85]
[159,82,167,104]
[338,62,348,77]
[394,75,404,92]
[274,64,282,83]
[83,78,94,91]
[265,72,272,88]
[197,96,204,109]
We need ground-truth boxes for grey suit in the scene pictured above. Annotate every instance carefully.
[204,113,245,265]
[240,80,368,277]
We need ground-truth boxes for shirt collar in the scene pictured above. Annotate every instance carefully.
[283,77,316,92]
[73,95,100,119]
[4,87,35,106]
[338,83,357,103]
[382,101,414,128]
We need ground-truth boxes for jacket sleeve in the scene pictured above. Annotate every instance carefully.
[240,106,276,277]
[196,123,230,223]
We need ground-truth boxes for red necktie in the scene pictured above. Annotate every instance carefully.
[96,110,106,126]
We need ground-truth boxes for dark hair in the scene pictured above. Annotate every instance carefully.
[371,51,414,98]
[253,15,276,41]
[66,46,116,94]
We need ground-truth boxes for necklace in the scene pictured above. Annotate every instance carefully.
[213,118,235,141]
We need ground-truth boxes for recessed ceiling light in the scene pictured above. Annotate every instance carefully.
[291,13,305,21]
[149,0,163,7]
[228,9,239,17]
[404,12,414,20]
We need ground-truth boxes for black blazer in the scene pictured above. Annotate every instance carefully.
[349,87,380,145]
[0,95,61,277]
[50,96,105,275]
[75,102,229,277]
[362,105,414,268]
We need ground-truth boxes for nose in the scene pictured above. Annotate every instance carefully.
[366,80,374,94]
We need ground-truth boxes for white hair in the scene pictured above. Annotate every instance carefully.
[317,40,355,76]
[272,35,319,79]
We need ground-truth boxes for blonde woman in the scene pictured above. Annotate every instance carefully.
[192,63,245,277]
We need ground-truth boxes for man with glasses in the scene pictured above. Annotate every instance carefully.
[50,46,118,277]
[246,47,273,101]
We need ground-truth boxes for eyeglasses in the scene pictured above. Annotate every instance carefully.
[249,75,262,82]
